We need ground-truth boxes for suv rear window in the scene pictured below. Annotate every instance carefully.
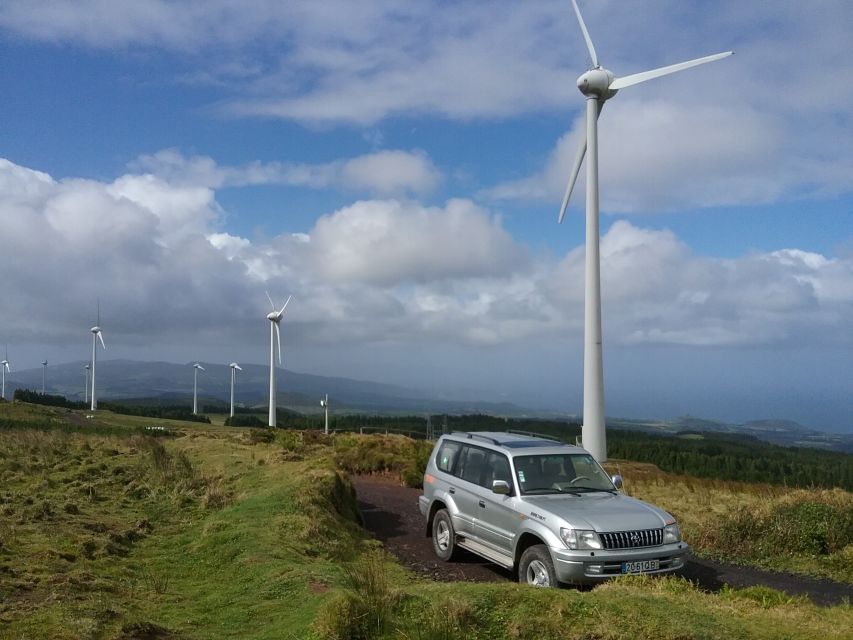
[459,446,487,485]
[436,441,461,473]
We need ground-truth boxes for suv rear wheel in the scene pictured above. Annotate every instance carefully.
[519,545,557,587]
[432,509,457,561]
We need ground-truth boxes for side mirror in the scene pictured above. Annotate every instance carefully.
[610,474,623,490]
[492,479,511,495]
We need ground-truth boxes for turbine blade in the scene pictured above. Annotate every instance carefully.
[278,295,292,317]
[558,101,604,223]
[98,332,106,349]
[571,0,599,68]
[235,365,242,371]
[609,51,733,90]
[265,290,275,311]
[198,365,205,371]
[274,322,282,365]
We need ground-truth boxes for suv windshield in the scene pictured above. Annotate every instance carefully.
[514,453,615,494]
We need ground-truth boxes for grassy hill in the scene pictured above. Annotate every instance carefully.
[0,402,851,639]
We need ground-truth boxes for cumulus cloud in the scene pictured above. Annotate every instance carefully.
[486,97,826,213]
[132,148,441,197]
[0,157,850,359]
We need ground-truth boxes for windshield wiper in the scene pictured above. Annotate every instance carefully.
[571,486,617,494]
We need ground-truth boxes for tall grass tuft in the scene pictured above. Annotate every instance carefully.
[315,551,397,640]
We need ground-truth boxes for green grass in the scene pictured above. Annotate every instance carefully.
[609,460,853,583]
[1,402,851,639]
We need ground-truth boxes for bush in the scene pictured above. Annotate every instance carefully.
[711,497,853,557]
[225,414,265,427]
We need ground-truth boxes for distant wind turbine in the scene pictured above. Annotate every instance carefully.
[41,360,48,394]
[192,363,205,415]
[229,362,242,418]
[320,394,330,435]
[1,346,10,400]
[90,307,106,410]
[265,291,292,427]
[84,363,91,404]
[557,0,732,462]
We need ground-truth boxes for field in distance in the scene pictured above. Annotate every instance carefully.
[0,401,851,639]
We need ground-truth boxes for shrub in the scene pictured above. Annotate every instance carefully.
[710,497,853,557]
[225,414,265,427]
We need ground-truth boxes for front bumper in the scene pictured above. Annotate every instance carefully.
[551,542,689,585]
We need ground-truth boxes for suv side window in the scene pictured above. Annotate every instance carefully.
[436,441,462,474]
[485,452,513,492]
[458,445,487,485]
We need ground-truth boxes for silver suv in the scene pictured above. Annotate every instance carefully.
[418,431,688,587]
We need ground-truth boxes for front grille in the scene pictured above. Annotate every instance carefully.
[600,528,663,549]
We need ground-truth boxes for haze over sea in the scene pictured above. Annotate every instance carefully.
[0,1,850,432]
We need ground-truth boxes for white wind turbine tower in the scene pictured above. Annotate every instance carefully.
[229,362,242,418]
[1,346,10,401]
[84,363,91,404]
[90,312,106,410]
[558,0,732,462]
[41,360,48,394]
[320,394,330,435]
[265,292,291,427]
[192,363,205,415]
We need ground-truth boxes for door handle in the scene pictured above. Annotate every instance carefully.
[478,500,486,508]
[449,487,455,494]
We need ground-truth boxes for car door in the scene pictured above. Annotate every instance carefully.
[475,451,519,554]
[452,445,488,539]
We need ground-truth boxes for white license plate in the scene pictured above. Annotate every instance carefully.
[621,559,659,574]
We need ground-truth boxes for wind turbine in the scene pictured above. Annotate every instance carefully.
[320,394,330,435]
[265,291,291,427]
[84,363,90,404]
[192,363,205,415]
[90,309,106,410]
[229,362,242,418]
[41,360,48,394]
[558,0,732,462]
[1,346,10,400]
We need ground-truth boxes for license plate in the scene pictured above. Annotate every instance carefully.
[621,559,659,574]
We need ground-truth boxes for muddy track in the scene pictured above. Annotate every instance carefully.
[353,475,853,606]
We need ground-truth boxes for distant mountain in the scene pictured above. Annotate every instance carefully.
[3,359,526,416]
[609,415,853,454]
[5,359,851,454]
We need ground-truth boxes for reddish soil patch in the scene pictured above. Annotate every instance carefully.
[353,475,853,606]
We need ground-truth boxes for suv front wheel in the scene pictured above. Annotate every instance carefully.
[432,509,457,561]
[519,545,558,587]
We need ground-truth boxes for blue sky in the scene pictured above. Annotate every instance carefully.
[0,1,850,431]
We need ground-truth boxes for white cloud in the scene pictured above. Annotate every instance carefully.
[0,157,850,359]
[132,148,441,197]
[487,99,798,213]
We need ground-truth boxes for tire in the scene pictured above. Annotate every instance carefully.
[432,509,457,561]
[519,544,558,588]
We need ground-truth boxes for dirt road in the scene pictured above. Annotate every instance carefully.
[353,475,853,606]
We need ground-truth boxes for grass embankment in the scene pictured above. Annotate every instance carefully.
[0,409,383,638]
[1,404,851,639]
[316,555,852,640]
[609,461,853,583]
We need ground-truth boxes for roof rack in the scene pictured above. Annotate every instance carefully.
[450,431,502,446]
[505,429,567,445]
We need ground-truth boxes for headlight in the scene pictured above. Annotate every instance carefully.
[560,528,602,550]
[663,523,681,544]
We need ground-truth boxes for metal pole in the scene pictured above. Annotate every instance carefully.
[582,96,606,462]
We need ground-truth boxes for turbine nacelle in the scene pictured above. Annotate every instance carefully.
[267,312,282,322]
[230,362,242,370]
[90,326,101,334]
[577,68,616,100]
